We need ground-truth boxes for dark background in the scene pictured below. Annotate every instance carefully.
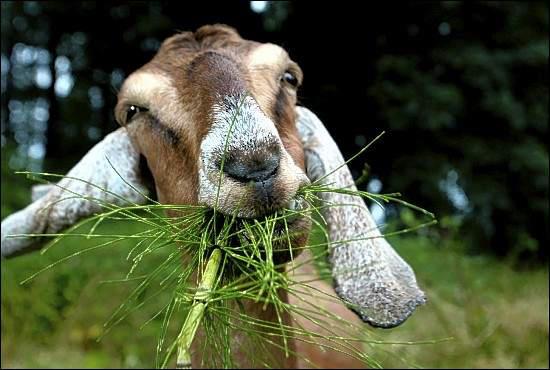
[1,2,548,368]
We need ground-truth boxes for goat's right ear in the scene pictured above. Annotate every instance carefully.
[295,106,426,328]
[1,128,149,258]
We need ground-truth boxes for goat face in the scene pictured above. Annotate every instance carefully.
[115,25,311,250]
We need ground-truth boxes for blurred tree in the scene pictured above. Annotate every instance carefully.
[365,2,548,261]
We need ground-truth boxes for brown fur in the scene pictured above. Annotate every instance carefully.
[115,24,364,368]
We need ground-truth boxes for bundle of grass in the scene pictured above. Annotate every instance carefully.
[8,174,434,369]
[1,107,436,368]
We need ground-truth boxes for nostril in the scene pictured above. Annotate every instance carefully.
[223,150,280,183]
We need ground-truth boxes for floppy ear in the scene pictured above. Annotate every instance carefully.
[295,106,426,328]
[1,128,149,258]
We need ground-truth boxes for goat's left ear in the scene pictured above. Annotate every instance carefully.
[295,106,427,328]
[1,128,149,258]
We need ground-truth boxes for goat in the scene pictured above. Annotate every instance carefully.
[1,24,426,368]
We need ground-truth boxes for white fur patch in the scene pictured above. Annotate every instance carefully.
[248,43,287,69]
[198,94,305,217]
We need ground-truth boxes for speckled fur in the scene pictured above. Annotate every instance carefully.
[296,106,426,328]
[1,128,148,257]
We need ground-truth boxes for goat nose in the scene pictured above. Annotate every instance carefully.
[222,147,280,183]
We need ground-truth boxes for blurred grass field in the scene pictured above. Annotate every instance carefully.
[1,218,548,368]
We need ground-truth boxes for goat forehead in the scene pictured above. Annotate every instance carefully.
[118,42,293,140]
[248,43,288,68]
[122,43,287,102]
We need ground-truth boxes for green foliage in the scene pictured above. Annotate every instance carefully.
[1,220,182,368]
[367,2,548,261]
[368,234,549,368]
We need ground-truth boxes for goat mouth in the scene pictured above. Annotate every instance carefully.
[203,196,311,271]
[211,194,309,224]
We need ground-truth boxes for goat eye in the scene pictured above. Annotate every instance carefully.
[126,105,147,123]
[282,71,298,88]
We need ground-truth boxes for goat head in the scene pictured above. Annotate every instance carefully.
[1,24,425,329]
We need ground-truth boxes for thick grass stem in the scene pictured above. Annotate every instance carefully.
[176,248,222,369]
